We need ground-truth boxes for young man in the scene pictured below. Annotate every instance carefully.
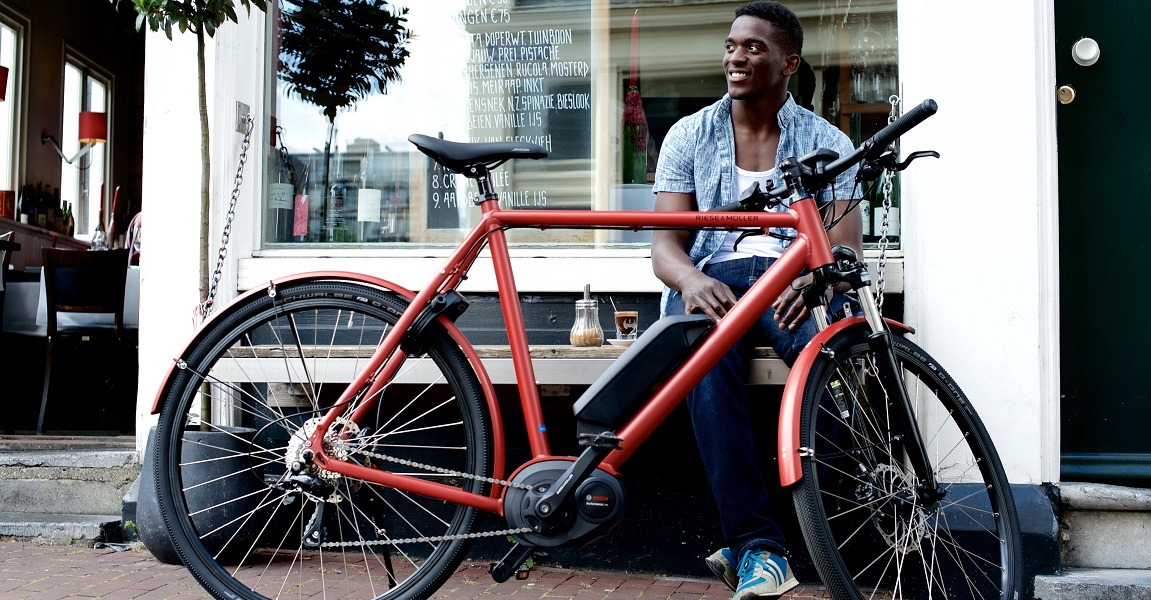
[651,2,861,598]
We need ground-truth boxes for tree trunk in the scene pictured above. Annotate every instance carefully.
[322,117,334,242]
[197,28,211,305]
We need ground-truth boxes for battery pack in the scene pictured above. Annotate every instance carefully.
[573,314,714,435]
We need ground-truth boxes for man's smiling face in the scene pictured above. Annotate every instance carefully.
[723,15,798,102]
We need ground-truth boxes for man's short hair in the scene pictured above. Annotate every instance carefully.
[735,1,803,57]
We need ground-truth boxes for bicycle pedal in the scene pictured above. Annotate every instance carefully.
[516,568,531,580]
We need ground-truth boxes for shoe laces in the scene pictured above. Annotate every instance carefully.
[738,551,786,584]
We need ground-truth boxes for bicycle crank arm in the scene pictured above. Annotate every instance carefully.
[489,541,536,582]
[532,434,621,522]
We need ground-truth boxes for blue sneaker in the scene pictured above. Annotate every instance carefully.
[705,547,738,591]
[732,550,798,599]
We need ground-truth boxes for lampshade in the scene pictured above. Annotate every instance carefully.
[78,111,107,144]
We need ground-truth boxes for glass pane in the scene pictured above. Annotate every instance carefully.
[264,0,898,249]
[60,61,109,236]
[0,23,16,193]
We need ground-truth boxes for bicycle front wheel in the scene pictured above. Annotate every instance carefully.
[792,328,1021,600]
[153,280,493,600]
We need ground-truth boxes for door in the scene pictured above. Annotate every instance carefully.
[1056,0,1151,486]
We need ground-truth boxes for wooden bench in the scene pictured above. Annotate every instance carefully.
[472,345,789,386]
[213,345,789,386]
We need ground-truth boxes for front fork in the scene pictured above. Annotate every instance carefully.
[808,252,943,503]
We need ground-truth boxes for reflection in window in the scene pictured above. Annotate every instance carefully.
[60,58,109,237]
[263,0,897,248]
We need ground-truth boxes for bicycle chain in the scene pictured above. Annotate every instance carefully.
[318,527,533,549]
[341,444,532,491]
[311,443,533,549]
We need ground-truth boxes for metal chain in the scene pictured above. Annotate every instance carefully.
[320,527,534,549]
[874,94,900,311]
[341,444,532,491]
[194,113,254,327]
[312,443,533,548]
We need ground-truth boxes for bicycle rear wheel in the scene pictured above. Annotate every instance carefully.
[792,328,1021,600]
[153,280,493,600]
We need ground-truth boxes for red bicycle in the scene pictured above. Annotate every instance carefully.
[151,99,1021,600]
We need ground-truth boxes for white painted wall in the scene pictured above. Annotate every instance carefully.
[899,0,1059,483]
[135,29,208,455]
[135,8,266,455]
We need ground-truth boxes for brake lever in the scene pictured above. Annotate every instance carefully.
[731,228,765,253]
[857,148,940,182]
[892,150,940,171]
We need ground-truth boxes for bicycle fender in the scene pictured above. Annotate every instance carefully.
[777,316,912,487]
[148,271,508,490]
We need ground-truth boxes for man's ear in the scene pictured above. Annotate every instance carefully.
[783,54,801,76]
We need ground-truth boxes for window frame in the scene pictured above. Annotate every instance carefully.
[59,47,113,238]
[0,4,28,193]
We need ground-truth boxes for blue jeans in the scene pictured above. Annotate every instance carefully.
[665,256,858,560]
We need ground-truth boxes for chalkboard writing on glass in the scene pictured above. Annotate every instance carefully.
[425,157,460,230]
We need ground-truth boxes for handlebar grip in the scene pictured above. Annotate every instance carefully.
[865,99,938,156]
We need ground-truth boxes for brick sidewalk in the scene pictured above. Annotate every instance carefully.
[0,541,832,599]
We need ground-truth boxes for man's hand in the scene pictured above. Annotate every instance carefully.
[679,270,738,321]
[771,274,813,331]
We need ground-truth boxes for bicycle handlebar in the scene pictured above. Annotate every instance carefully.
[820,98,938,183]
[711,98,938,212]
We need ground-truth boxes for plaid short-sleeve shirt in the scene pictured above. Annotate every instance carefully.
[653,93,858,311]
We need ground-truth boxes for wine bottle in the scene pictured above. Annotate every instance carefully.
[268,157,295,243]
[326,182,347,243]
[64,201,75,236]
[356,154,381,243]
[92,206,108,250]
[51,187,61,233]
[18,184,30,224]
[35,183,47,229]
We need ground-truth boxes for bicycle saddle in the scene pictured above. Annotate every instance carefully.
[408,134,548,174]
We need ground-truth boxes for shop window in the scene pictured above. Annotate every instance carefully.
[59,56,110,237]
[0,10,25,195]
[263,0,898,249]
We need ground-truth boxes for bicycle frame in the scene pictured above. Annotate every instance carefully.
[152,187,874,517]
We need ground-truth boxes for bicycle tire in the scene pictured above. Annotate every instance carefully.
[153,280,493,600]
[792,328,1021,600]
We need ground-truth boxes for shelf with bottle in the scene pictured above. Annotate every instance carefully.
[11,182,78,238]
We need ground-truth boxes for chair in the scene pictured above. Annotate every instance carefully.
[0,231,17,294]
[39,248,129,434]
[0,232,17,334]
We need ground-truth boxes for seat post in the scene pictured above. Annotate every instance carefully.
[465,165,498,205]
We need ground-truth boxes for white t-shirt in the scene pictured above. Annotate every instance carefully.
[709,166,785,264]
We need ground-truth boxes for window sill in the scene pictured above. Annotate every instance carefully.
[237,250,903,294]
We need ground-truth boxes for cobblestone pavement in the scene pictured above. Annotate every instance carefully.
[0,541,833,600]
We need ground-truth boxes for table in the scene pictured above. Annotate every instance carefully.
[1,266,140,336]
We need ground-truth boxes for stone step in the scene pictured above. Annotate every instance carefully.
[1034,568,1151,600]
[0,512,121,546]
[1059,482,1151,570]
[0,448,139,516]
